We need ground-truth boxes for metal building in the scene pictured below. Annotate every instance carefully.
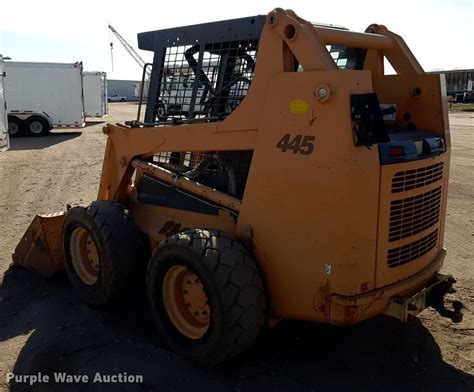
[429,69,473,97]
[107,79,140,100]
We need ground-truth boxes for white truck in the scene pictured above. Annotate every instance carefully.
[4,61,85,136]
[107,93,127,102]
[83,71,108,117]
[0,56,9,151]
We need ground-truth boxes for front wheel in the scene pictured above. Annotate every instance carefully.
[147,229,266,366]
[62,201,149,306]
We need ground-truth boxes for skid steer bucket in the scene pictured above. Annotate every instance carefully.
[12,212,65,277]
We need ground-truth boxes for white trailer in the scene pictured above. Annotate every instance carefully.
[4,61,85,136]
[83,71,108,117]
[0,56,9,151]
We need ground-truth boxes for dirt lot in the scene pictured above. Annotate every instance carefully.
[0,103,472,391]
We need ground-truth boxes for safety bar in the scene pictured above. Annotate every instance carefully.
[131,159,242,212]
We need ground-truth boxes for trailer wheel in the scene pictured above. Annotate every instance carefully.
[26,116,50,136]
[7,116,24,137]
[147,229,266,366]
[62,201,149,306]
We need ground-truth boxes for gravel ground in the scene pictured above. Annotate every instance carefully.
[0,103,472,391]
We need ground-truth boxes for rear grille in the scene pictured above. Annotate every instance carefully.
[392,162,444,193]
[389,186,442,242]
[387,229,438,268]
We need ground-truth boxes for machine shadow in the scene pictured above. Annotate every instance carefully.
[8,132,82,151]
[1,266,472,392]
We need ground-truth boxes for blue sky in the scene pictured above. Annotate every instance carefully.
[1,0,472,80]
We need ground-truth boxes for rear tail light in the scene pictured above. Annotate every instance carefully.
[389,146,405,156]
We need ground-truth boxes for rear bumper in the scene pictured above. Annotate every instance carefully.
[384,273,462,323]
[328,248,450,325]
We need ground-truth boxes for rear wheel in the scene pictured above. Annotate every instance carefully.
[8,116,24,137]
[147,229,266,366]
[27,116,50,136]
[62,201,149,306]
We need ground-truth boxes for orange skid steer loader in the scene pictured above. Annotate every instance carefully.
[12,9,462,365]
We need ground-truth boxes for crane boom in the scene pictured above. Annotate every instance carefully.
[108,24,151,79]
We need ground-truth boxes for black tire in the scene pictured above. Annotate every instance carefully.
[26,116,50,136]
[147,229,266,366]
[8,116,24,137]
[120,98,125,102]
[62,201,149,306]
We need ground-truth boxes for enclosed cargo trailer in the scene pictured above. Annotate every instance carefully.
[4,61,85,136]
[83,71,108,117]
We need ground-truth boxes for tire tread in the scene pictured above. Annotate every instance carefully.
[157,229,265,365]
[64,201,148,305]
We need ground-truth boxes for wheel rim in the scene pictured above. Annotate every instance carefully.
[8,122,19,135]
[29,120,44,134]
[162,265,210,339]
[70,227,99,285]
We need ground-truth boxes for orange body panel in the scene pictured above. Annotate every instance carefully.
[236,70,380,321]
[129,197,237,251]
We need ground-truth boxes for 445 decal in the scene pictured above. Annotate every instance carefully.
[276,134,315,155]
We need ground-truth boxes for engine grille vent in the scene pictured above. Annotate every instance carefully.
[392,162,443,193]
[389,186,442,242]
[387,229,438,268]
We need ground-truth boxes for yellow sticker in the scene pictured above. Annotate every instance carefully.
[289,99,308,115]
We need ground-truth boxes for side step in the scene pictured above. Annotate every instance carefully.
[12,212,65,277]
